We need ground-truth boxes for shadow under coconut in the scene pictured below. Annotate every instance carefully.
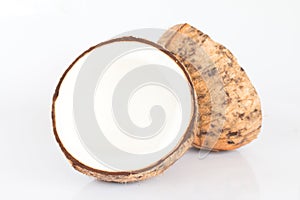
[73,149,259,200]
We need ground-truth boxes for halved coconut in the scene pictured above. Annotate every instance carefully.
[52,37,198,183]
[158,24,262,151]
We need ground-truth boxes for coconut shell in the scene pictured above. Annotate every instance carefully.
[158,24,262,151]
[52,36,198,183]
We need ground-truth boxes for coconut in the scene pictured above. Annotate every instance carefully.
[52,37,198,183]
[158,24,262,151]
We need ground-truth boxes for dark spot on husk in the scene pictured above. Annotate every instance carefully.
[227,141,235,144]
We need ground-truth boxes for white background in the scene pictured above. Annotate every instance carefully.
[0,0,299,199]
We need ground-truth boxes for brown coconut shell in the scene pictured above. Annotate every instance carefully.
[52,36,198,183]
[158,24,262,151]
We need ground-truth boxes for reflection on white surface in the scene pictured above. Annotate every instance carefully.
[73,150,259,200]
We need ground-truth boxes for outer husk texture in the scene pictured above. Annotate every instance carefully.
[158,24,262,151]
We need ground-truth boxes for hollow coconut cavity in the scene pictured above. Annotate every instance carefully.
[52,37,198,183]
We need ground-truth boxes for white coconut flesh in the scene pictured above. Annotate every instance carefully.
[53,37,195,173]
